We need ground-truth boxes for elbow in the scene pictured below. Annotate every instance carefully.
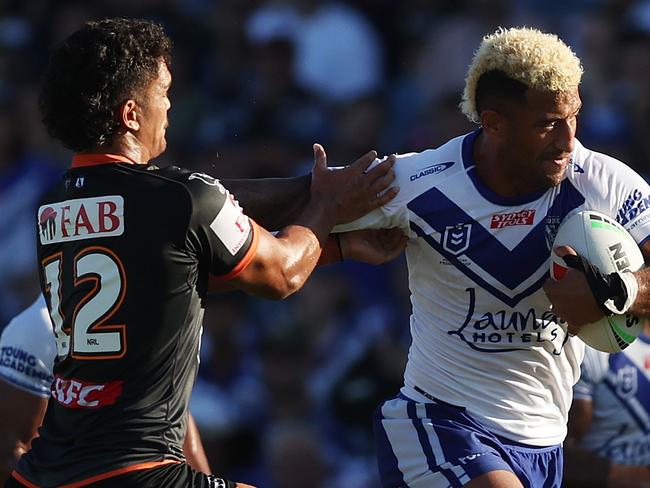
[264,271,304,300]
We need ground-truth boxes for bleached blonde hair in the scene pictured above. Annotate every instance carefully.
[460,27,583,123]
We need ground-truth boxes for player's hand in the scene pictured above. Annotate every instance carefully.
[310,143,398,224]
[340,228,407,265]
[543,245,604,334]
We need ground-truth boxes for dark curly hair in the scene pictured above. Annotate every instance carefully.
[39,18,172,152]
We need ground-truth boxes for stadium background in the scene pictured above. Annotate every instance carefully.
[1,0,649,486]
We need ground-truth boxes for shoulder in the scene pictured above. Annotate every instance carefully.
[143,165,230,215]
[142,166,226,195]
[569,139,650,231]
[570,140,640,181]
[390,133,468,204]
[0,296,54,349]
[568,139,647,194]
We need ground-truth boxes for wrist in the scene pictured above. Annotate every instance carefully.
[316,234,343,266]
[562,254,639,315]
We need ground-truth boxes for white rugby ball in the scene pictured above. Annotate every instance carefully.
[550,210,644,352]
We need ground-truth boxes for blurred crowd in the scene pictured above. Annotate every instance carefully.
[1,0,650,486]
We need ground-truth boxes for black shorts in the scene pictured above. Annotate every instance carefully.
[5,463,238,488]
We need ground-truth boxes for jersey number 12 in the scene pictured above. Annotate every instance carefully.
[42,246,127,360]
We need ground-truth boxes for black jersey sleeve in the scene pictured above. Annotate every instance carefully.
[169,168,258,278]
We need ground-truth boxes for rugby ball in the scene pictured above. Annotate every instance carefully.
[550,210,644,352]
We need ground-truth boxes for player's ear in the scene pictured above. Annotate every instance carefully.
[479,109,504,137]
[118,99,140,131]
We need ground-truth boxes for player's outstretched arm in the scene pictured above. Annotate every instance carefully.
[222,175,311,231]
[222,147,397,230]
[209,227,406,293]
[318,228,407,266]
[221,145,396,299]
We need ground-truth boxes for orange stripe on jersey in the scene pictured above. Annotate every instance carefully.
[10,471,39,487]
[71,153,138,168]
[218,219,261,281]
[12,459,180,488]
[65,459,180,487]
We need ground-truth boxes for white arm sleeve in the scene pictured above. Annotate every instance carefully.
[0,295,56,398]
[332,154,419,233]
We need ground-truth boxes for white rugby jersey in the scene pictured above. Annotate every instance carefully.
[0,295,55,397]
[337,130,650,446]
[575,338,650,465]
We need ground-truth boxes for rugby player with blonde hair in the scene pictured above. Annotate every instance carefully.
[337,27,650,487]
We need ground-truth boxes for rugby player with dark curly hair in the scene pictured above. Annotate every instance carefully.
[5,18,404,488]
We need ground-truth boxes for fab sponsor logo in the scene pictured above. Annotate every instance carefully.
[38,196,124,244]
[490,209,536,229]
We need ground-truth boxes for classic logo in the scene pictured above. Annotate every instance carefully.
[442,223,472,256]
[38,196,124,245]
[409,162,454,181]
[490,209,536,229]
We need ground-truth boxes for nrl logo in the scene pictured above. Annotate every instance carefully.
[616,365,638,399]
[442,223,472,256]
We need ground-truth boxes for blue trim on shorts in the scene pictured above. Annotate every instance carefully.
[375,394,563,488]
[407,401,459,487]
[373,403,407,487]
